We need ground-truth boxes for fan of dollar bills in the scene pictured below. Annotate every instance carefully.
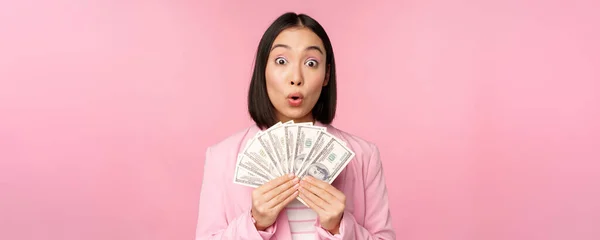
[234,120,356,188]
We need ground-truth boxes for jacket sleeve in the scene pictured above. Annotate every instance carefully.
[315,143,396,240]
[195,146,277,240]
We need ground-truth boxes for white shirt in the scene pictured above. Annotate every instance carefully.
[286,199,317,239]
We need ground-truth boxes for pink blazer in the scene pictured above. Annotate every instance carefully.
[195,121,396,239]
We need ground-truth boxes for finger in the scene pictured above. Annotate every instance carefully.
[257,173,295,194]
[304,176,345,201]
[298,191,326,214]
[263,176,299,203]
[300,179,337,204]
[266,181,300,208]
[272,188,300,211]
[299,183,332,209]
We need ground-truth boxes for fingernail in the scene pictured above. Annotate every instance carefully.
[288,173,295,178]
[294,183,299,189]
[292,178,299,183]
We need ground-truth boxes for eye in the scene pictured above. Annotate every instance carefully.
[305,59,319,68]
[275,57,287,65]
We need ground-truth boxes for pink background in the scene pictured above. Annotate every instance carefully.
[1,0,599,239]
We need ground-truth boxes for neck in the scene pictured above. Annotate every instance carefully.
[277,113,314,125]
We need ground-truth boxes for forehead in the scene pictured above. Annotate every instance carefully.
[272,27,325,50]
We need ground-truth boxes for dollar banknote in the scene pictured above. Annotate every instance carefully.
[292,125,327,175]
[233,121,356,207]
[296,130,334,176]
[297,136,355,183]
[241,134,280,178]
[263,124,288,176]
[284,122,314,173]
[233,155,269,188]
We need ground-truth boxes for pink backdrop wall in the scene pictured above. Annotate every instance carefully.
[1,0,598,239]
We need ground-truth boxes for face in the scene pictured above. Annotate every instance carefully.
[294,154,306,172]
[265,27,329,123]
[308,164,328,181]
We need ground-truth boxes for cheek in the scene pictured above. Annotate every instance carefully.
[305,72,326,91]
[265,66,284,93]
[307,79,325,98]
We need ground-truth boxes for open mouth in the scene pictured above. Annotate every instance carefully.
[287,93,304,107]
[287,92,304,100]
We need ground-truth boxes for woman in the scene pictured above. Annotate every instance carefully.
[195,12,396,240]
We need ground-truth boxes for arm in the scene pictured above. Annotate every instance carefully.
[194,147,276,240]
[315,144,396,240]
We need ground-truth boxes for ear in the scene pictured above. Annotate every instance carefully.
[323,64,331,86]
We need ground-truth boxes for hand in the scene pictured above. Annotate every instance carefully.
[298,176,346,234]
[251,173,300,231]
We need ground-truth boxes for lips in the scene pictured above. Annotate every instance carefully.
[288,92,303,99]
[287,92,304,107]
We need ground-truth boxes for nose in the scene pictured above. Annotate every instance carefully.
[290,64,303,86]
[290,79,302,86]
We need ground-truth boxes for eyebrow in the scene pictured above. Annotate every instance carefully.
[271,44,324,55]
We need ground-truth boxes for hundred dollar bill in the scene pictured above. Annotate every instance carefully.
[292,125,326,175]
[241,121,287,153]
[284,122,315,173]
[236,154,271,180]
[264,124,289,175]
[298,137,355,183]
[233,155,269,188]
[256,131,284,177]
[297,131,334,176]
[284,125,299,174]
[242,135,280,179]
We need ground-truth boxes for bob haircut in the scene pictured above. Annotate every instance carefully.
[247,12,337,129]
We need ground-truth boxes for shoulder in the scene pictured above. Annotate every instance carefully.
[325,124,385,183]
[205,124,260,158]
[325,124,380,159]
